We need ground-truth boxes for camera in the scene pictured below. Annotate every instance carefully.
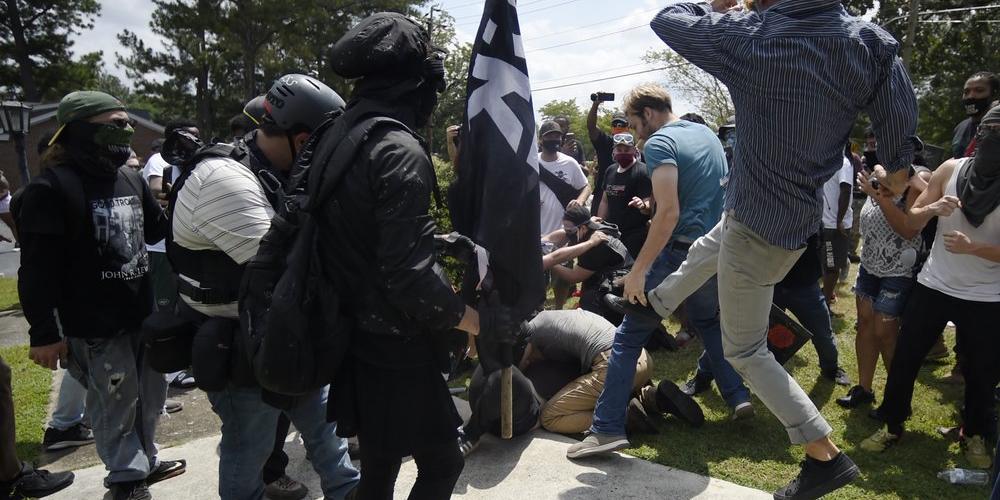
[590,92,614,102]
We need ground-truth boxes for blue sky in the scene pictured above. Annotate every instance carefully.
[71,0,698,116]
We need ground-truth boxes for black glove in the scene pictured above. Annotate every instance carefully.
[477,291,519,347]
[434,232,476,264]
[476,291,523,373]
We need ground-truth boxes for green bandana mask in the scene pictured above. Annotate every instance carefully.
[64,121,135,178]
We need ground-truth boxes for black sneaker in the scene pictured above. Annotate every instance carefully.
[655,380,705,427]
[602,294,662,322]
[681,373,713,397]
[836,385,875,408]
[626,397,659,435]
[42,423,94,451]
[146,459,186,485]
[1,462,74,499]
[821,367,851,386]
[112,480,151,500]
[773,452,860,500]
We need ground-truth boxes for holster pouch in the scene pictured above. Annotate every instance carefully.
[141,311,196,374]
[191,317,237,392]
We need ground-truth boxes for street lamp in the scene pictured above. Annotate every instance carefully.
[0,94,34,186]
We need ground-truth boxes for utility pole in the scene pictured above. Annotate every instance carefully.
[427,5,440,157]
[902,0,920,68]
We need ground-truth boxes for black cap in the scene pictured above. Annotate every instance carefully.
[539,120,562,138]
[330,12,432,80]
[563,205,592,227]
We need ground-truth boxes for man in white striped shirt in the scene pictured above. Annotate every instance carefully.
[170,75,360,500]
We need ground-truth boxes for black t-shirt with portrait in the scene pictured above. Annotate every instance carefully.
[17,166,166,345]
[577,235,631,289]
[602,161,651,257]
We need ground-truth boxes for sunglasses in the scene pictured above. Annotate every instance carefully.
[108,117,136,129]
[612,133,635,146]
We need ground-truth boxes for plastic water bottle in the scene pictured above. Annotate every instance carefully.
[937,468,989,485]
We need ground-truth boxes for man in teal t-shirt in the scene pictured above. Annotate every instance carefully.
[643,120,727,243]
[568,83,728,458]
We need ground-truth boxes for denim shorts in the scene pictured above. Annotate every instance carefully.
[853,265,915,318]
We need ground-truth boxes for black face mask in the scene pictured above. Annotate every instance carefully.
[414,80,442,129]
[976,128,1000,167]
[541,140,561,153]
[963,97,993,117]
[64,121,135,178]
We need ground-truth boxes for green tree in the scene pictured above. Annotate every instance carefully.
[644,49,733,129]
[0,0,101,100]
[118,0,233,134]
[842,0,999,151]
[117,0,431,137]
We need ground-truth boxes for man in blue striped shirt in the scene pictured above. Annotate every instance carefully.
[636,0,917,498]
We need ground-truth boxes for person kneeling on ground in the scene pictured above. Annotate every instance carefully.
[520,310,701,435]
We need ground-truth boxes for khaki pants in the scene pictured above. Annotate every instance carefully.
[541,349,652,434]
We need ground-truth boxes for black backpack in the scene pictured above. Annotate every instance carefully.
[239,114,411,396]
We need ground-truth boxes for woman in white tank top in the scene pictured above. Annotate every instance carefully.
[860,117,1000,471]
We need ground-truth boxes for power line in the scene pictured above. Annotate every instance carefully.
[525,24,646,53]
[524,6,663,42]
[456,0,585,22]
[881,4,1000,26]
[454,0,553,20]
[532,61,651,84]
[531,64,683,92]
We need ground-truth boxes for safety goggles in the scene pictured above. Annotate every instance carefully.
[612,133,635,146]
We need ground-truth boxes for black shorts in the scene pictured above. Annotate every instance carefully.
[821,228,848,273]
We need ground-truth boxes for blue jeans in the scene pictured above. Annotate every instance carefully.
[48,370,87,430]
[65,333,167,484]
[207,386,359,500]
[591,244,722,435]
[854,265,914,318]
[773,281,840,372]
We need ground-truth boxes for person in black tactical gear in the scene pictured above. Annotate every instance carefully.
[168,75,359,500]
[17,91,181,500]
[321,12,517,500]
[227,93,312,500]
[549,205,633,323]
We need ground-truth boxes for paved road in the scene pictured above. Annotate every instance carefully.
[0,238,19,279]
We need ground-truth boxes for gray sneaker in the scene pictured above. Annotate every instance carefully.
[566,432,629,459]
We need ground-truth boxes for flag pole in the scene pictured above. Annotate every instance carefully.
[501,366,513,439]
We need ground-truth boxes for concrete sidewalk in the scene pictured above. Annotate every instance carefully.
[45,431,770,500]
[45,398,769,500]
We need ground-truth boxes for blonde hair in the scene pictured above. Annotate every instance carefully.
[624,84,673,117]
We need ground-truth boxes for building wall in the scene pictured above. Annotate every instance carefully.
[0,122,162,191]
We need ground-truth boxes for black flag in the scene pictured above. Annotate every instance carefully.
[450,0,544,343]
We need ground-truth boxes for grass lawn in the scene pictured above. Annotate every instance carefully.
[3,344,53,463]
[0,277,19,311]
[620,265,986,499]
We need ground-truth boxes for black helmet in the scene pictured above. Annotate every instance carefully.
[243,95,266,126]
[263,74,346,133]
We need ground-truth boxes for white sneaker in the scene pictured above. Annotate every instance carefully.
[732,402,755,421]
[566,433,629,459]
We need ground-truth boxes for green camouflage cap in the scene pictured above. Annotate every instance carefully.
[50,91,127,145]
